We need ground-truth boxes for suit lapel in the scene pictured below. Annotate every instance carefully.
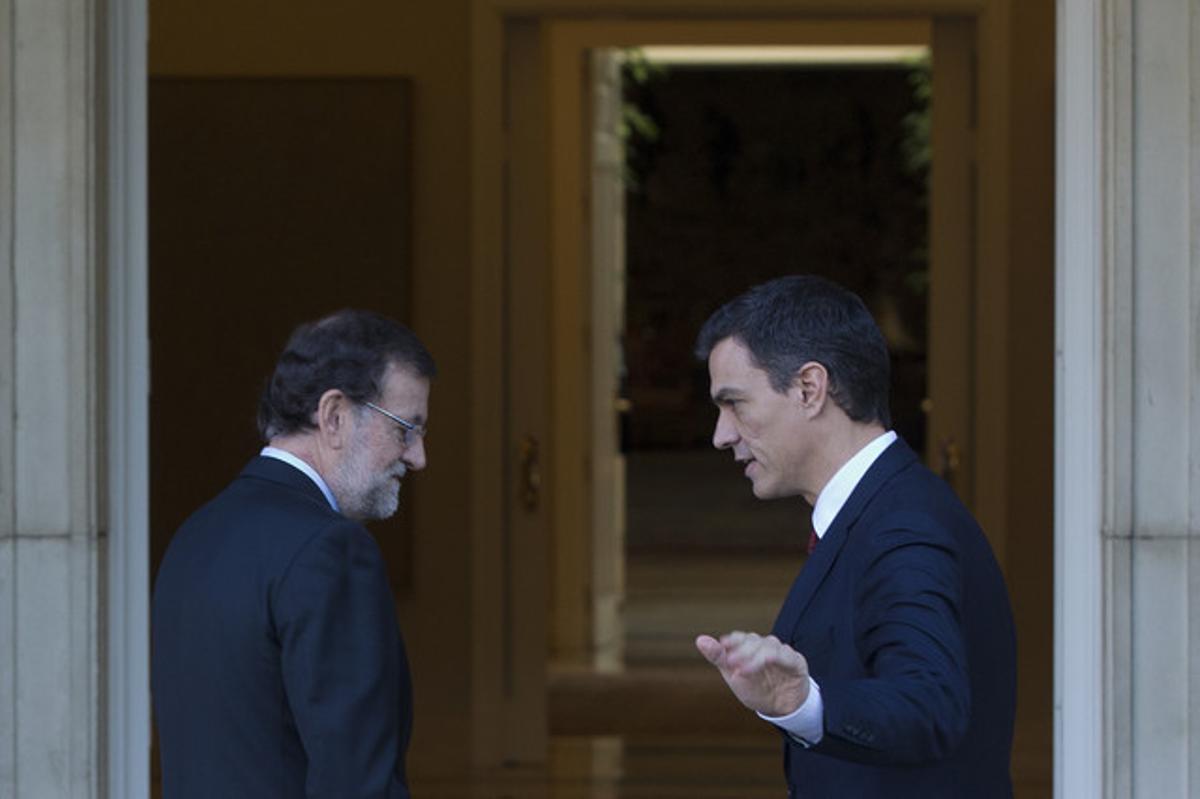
[771,438,918,641]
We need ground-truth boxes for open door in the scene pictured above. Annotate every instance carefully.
[494,18,553,764]
[927,17,978,510]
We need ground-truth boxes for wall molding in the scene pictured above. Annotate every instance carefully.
[1055,0,1107,795]
[105,0,149,796]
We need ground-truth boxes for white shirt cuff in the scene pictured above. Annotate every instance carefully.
[756,677,823,746]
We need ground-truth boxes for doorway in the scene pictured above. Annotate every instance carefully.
[608,43,937,677]
[99,0,1067,793]
[484,10,1051,796]
[548,23,981,784]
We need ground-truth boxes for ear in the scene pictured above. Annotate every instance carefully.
[792,362,830,417]
[314,388,355,449]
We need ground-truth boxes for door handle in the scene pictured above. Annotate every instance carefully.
[519,434,541,512]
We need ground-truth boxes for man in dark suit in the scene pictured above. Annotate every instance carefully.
[153,309,434,798]
[694,276,1015,797]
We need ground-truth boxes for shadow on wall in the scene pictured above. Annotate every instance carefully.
[149,78,416,591]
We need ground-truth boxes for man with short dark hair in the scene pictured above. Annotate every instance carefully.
[694,276,1016,797]
[153,309,433,798]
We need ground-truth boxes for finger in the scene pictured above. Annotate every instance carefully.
[695,635,726,666]
[780,642,803,668]
[724,631,768,668]
[737,642,775,676]
[734,636,795,677]
[722,630,763,655]
[762,638,805,671]
[759,643,808,681]
[720,630,755,648]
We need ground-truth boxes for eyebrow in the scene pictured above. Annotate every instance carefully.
[400,411,427,427]
[711,388,743,405]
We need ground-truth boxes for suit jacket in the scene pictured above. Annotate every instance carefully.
[152,456,413,798]
[772,438,1016,798]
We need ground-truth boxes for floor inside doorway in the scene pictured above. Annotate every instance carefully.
[415,551,792,798]
[412,734,782,798]
[412,550,1051,798]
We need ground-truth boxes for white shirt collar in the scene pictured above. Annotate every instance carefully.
[811,430,897,537]
[260,446,340,512]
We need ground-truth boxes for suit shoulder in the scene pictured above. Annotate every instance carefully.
[854,462,981,549]
[869,460,973,520]
[160,472,351,580]
[213,472,339,533]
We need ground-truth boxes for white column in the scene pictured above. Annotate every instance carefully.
[0,2,16,793]
[1061,0,1200,796]
[1127,1,1195,794]
[106,0,150,795]
[0,0,105,796]
[1055,0,1108,795]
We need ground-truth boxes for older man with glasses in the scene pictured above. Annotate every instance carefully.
[152,309,434,799]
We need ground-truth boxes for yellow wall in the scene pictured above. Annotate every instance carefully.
[150,1,475,775]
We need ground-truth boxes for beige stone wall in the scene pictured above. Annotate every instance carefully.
[1114,0,1200,794]
[1063,0,1200,794]
[1,0,104,796]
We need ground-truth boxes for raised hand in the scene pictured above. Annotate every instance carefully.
[695,630,811,716]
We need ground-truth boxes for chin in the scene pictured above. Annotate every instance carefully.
[374,495,401,521]
[350,486,402,522]
[750,482,775,499]
[751,480,792,501]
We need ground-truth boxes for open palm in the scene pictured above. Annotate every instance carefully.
[696,631,810,716]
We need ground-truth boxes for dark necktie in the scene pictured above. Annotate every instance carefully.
[808,529,818,555]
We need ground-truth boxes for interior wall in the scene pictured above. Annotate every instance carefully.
[149,1,473,775]
[148,75,416,584]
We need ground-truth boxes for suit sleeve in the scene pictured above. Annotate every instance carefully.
[813,511,970,766]
[273,520,410,798]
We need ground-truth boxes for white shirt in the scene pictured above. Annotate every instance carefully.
[260,446,340,513]
[757,430,898,744]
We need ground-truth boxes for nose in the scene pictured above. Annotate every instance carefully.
[712,409,738,451]
[403,435,427,471]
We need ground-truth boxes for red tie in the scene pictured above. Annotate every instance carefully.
[808,530,818,555]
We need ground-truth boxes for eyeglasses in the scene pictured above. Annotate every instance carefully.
[362,401,426,446]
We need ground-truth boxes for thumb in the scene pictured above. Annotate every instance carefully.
[695,634,725,666]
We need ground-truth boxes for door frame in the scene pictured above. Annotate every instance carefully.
[538,12,984,660]
[99,0,1105,794]
[1053,0,1106,795]
[107,0,151,796]
[469,0,1086,792]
